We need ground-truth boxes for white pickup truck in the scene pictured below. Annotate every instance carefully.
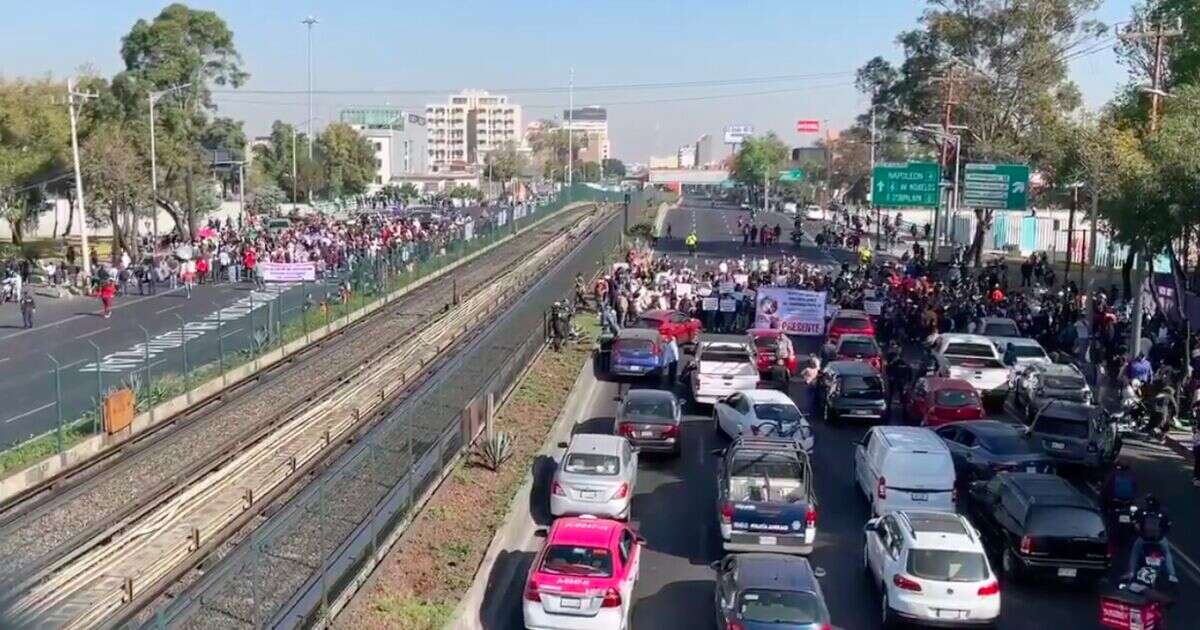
[931,333,1012,408]
[688,335,760,406]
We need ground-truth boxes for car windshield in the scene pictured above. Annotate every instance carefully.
[983,322,1021,337]
[540,545,613,577]
[1043,375,1086,390]
[730,453,804,480]
[833,317,870,330]
[739,589,822,624]
[944,343,996,358]
[840,340,878,355]
[935,390,979,408]
[623,397,674,421]
[563,453,621,475]
[978,434,1034,454]
[907,550,990,582]
[842,375,884,397]
[1011,345,1047,359]
[753,403,804,424]
[753,336,781,351]
[1035,416,1090,439]
[946,356,1005,370]
[1028,506,1106,538]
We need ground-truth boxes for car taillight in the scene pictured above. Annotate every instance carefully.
[651,344,661,355]
[805,505,817,527]
[952,486,958,504]
[601,587,622,608]
[892,573,922,592]
[876,476,887,500]
[551,481,566,497]
[1087,442,1098,453]
[1020,535,1033,555]
[524,581,541,602]
[617,423,634,436]
[720,502,733,524]
[977,580,1000,596]
[725,621,745,630]
[613,482,629,499]
[661,424,679,438]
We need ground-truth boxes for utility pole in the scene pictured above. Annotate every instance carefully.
[1118,17,1183,132]
[302,15,318,160]
[929,67,962,259]
[763,168,769,214]
[66,78,98,280]
[1064,183,1081,280]
[149,83,191,247]
[870,88,879,249]
[1085,186,1099,290]
[567,67,574,187]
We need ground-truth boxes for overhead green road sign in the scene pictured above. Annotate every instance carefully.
[962,163,1030,210]
[778,169,804,182]
[872,161,941,208]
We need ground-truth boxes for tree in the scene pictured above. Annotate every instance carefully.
[448,184,482,201]
[528,122,587,181]
[112,3,248,239]
[200,116,246,198]
[316,123,376,198]
[601,158,626,178]
[483,140,527,182]
[0,78,70,245]
[578,162,601,182]
[246,182,285,215]
[397,182,420,202]
[730,133,789,204]
[80,124,151,259]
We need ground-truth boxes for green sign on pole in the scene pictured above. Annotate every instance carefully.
[872,162,941,208]
[778,169,804,182]
[962,163,1030,210]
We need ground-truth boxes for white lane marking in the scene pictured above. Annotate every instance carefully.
[156,304,183,315]
[0,357,10,365]
[220,327,245,340]
[3,401,56,424]
[1170,541,1200,585]
[74,327,110,341]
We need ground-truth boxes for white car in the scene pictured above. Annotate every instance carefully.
[550,434,638,520]
[782,201,799,215]
[712,389,814,452]
[804,205,824,221]
[865,510,1001,627]
[998,337,1052,368]
[689,336,760,406]
[931,333,1011,407]
[854,426,957,517]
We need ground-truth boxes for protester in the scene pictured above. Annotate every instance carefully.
[20,288,36,329]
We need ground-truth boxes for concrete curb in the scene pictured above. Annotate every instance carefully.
[0,201,597,504]
[447,355,604,630]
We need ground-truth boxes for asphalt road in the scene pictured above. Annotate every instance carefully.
[494,193,1200,629]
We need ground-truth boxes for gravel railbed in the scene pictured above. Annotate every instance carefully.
[0,207,596,584]
[165,212,624,629]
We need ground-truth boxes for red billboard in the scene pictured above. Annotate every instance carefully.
[796,119,821,134]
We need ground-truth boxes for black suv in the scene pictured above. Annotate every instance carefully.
[818,360,887,422]
[1029,400,1120,471]
[965,472,1109,582]
[712,553,832,630]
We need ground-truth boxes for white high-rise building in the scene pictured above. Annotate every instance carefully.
[564,106,610,162]
[426,90,523,172]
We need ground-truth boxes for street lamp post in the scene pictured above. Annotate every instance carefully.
[567,67,574,187]
[66,78,97,280]
[149,83,191,247]
[302,16,318,161]
[289,116,316,206]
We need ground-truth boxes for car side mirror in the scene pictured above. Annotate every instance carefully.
[711,448,726,457]
[556,441,569,449]
[813,567,827,579]
[534,528,548,538]
[635,535,647,545]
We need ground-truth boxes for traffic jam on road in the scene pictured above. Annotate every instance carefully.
[518,198,1195,630]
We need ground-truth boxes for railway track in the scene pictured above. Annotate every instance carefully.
[0,204,606,629]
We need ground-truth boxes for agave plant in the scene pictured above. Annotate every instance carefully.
[473,431,513,471]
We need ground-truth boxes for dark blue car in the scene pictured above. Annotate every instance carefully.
[713,553,832,630]
[609,328,665,378]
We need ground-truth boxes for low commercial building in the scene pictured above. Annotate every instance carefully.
[340,107,429,188]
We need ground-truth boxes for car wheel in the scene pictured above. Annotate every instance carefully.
[1002,548,1023,580]
[880,588,896,629]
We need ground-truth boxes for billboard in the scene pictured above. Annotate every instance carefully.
[796,119,821,134]
[724,124,754,145]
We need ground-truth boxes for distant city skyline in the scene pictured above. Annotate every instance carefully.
[2,0,1135,163]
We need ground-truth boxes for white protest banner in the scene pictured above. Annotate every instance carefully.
[754,287,827,336]
[719,298,738,312]
[863,300,883,316]
[260,262,316,282]
[675,283,692,297]
[733,273,749,286]
[697,286,713,297]
[702,297,719,311]
[463,219,475,241]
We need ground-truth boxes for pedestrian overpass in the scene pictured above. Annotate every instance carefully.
[648,169,730,185]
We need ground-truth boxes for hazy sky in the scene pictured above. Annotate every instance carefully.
[3,0,1135,163]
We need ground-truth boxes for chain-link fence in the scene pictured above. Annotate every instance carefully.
[0,185,650,478]
[141,201,627,630]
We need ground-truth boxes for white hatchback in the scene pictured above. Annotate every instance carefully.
[712,389,814,452]
[864,510,1001,627]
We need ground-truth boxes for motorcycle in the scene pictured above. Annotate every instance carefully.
[1100,543,1176,630]
[0,276,16,303]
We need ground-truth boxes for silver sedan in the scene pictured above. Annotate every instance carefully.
[550,433,638,520]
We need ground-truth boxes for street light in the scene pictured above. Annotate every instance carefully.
[288,116,317,206]
[906,125,966,261]
[302,15,318,161]
[149,82,191,246]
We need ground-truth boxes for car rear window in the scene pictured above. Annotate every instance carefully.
[563,453,621,475]
[615,339,654,353]
[842,375,884,396]
[753,403,804,425]
[983,322,1021,337]
[731,453,804,480]
[946,356,1005,369]
[739,589,822,624]
[753,336,781,351]
[833,317,870,330]
[1010,344,1047,359]
[1043,375,1086,390]
[1027,506,1105,537]
[935,390,979,408]
[907,550,989,582]
[944,343,996,358]
[703,351,752,363]
[635,317,662,329]
[541,545,613,577]
[623,397,674,420]
[1035,416,1090,439]
[840,340,879,355]
[978,434,1034,454]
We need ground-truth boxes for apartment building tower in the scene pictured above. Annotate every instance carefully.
[426,90,523,173]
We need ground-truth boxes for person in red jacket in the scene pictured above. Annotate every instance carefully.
[98,278,116,319]
[242,248,257,287]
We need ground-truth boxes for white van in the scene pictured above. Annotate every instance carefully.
[853,426,956,517]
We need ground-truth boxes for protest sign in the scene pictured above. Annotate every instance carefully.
[702,297,719,311]
[754,287,827,335]
[261,262,316,282]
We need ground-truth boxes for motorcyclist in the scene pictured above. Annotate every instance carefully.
[1126,494,1178,585]
[1126,353,1152,385]
[1100,460,1138,515]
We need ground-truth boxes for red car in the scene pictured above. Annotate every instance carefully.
[747,328,798,374]
[905,377,985,427]
[833,334,883,371]
[635,309,702,345]
[825,309,874,345]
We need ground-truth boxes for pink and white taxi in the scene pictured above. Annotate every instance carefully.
[523,515,643,630]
